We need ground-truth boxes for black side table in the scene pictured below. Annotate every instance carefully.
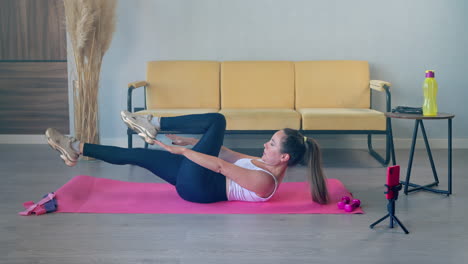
[385,112,455,195]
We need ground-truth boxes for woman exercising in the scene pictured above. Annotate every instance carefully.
[46,112,328,204]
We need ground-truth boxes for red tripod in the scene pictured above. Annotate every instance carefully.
[370,165,409,234]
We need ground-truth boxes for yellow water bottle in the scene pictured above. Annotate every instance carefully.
[422,70,438,116]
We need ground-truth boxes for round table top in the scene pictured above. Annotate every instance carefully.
[385,112,455,120]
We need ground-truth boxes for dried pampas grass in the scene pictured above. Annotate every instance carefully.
[64,0,117,146]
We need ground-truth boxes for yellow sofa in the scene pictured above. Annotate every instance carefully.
[127,60,392,165]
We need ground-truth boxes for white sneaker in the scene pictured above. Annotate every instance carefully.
[120,110,158,144]
[45,128,79,167]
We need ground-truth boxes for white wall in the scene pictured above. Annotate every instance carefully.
[72,0,468,148]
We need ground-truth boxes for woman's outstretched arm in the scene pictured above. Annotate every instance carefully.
[165,134,259,163]
[153,139,274,197]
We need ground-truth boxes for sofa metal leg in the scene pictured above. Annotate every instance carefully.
[127,128,133,149]
[368,116,396,166]
[368,132,395,166]
[368,134,387,166]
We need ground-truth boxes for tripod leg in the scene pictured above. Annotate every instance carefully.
[388,199,395,228]
[391,215,410,234]
[370,214,390,229]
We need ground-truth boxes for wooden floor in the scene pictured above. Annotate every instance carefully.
[1,144,467,264]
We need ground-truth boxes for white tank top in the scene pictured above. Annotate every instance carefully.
[227,158,278,202]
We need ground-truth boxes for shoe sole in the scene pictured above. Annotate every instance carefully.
[120,112,156,144]
[45,130,77,167]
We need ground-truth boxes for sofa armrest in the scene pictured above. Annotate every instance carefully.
[128,81,147,89]
[370,80,391,92]
[127,80,148,112]
[370,80,391,112]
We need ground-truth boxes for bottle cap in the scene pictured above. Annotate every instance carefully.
[425,70,435,78]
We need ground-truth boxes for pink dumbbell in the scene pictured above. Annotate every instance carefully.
[337,196,351,209]
[344,199,361,212]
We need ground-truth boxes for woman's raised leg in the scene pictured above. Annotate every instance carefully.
[46,128,183,185]
[162,113,228,203]
[83,144,183,185]
[121,112,229,202]
[121,111,227,157]
[160,113,226,157]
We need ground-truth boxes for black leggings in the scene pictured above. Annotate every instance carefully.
[83,113,228,203]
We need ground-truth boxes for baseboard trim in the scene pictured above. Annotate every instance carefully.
[1,134,467,149]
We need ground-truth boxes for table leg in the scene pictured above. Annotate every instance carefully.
[402,119,452,195]
[448,119,452,195]
[404,120,420,194]
[419,120,439,184]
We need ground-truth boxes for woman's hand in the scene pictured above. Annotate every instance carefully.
[153,139,187,155]
[165,134,196,146]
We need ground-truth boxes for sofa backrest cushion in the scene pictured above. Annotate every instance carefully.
[146,61,220,109]
[295,61,370,108]
[221,61,295,109]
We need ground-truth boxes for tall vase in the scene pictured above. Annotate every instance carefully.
[64,0,116,154]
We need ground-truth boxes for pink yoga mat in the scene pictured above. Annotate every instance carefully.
[51,175,363,214]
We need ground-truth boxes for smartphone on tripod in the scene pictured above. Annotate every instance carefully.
[386,165,400,200]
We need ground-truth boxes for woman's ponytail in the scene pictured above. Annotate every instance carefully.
[304,138,328,204]
[281,129,328,204]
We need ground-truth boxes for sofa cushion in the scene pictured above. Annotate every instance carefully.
[221,61,295,109]
[295,61,370,108]
[220,109,301,130]
[146,61,220,109]
[136,109,219,118]
[298,108,386,131]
